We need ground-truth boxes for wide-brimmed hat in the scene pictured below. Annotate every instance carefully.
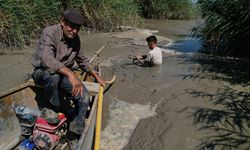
[63,8,84,26]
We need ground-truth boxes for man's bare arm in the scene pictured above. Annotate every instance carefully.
[90,70,106,87]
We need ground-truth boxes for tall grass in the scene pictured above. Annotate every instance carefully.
[0,0,61,49]
[0,0,196,49]
[62,0,140,31]
[192,0,250,58]
[0,0,140,49]
[138,0,194,19]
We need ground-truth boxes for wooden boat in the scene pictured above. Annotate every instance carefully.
[0,70,102,150]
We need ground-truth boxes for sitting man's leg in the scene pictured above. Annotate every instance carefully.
[31,69,61,107]
[60,76,89,135]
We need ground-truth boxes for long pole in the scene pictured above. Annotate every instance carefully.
[90,43,109,64]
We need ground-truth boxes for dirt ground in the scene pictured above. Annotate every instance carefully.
[1,20,247,150]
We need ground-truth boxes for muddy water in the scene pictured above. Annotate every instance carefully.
[143,19,200,40]
[100,20,249,150]
[0,51,34,91]
[0,19,246,150]
[98,20,210,150]
[143,19,202,53]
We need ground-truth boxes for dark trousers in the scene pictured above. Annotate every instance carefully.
[31,69,89,135]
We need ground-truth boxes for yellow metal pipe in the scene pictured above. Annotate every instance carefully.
[94,85,104,150]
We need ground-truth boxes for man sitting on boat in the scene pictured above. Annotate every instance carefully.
[31,8,105,136]
[130,35,163,67]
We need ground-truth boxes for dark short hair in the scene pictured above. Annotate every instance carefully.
[146,35,157,43]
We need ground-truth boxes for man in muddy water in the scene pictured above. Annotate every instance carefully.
[31,9,105,135]
[131,35,162,67]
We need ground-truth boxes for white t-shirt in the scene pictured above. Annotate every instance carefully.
[145,47,162,65]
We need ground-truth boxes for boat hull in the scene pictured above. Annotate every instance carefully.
[0,77,100,150]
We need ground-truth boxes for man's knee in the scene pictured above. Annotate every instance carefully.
[50,74,60,85]
[32,69,61,87]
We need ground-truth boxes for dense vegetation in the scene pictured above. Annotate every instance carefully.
[138,0,194,19]
[192,0,250,58]
[0,0,194,49]
[0,0,62,49]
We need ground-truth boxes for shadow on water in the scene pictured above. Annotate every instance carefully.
[186,54,250,86]
[182,54,250,150]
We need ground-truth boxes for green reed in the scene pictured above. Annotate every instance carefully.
[138,0,195,19]
[0,0,140,49]
[0,0,196,49]
[0,0,61,49]
[68,0,141,31]
[192,0,250,58]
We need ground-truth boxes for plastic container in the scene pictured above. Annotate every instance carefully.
[15,106,41,117]
[15,139,35,150]
[15,106,42,136]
